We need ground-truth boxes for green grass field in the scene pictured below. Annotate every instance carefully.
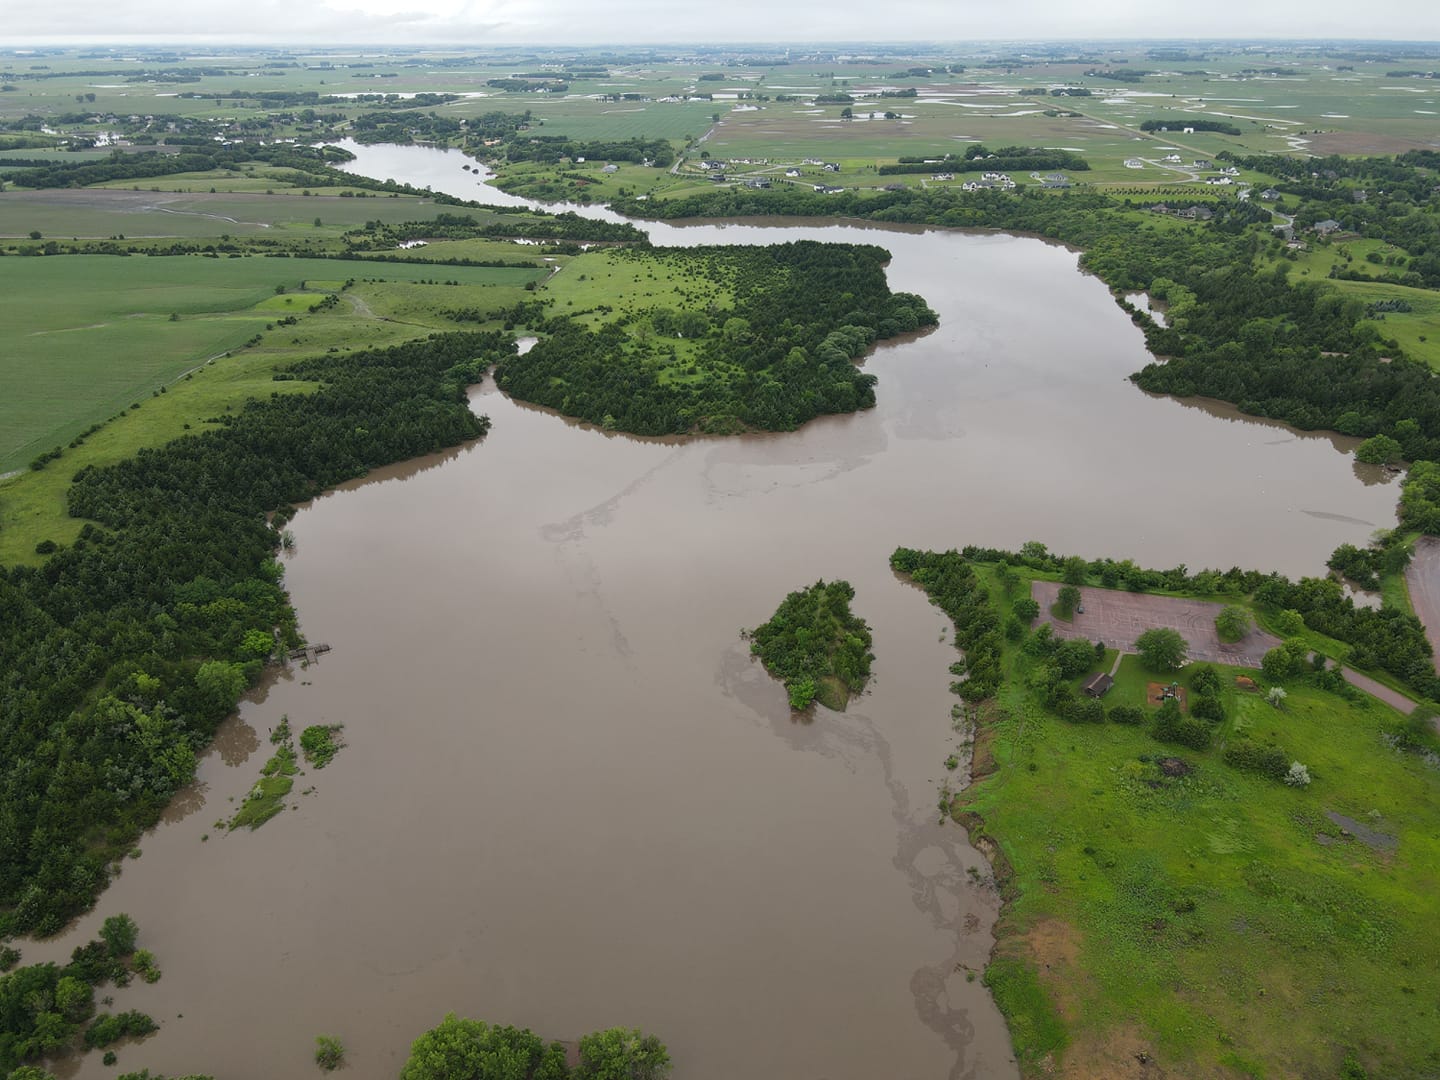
[958,571,1440,1079]
[0,254,548,561]
[0,188,461,240]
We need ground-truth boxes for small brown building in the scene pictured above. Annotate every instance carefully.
[1082,673,1113,698]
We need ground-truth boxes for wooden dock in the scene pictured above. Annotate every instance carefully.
[284,643,332,665]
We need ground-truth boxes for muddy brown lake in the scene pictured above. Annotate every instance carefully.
[27,143,1402,1080]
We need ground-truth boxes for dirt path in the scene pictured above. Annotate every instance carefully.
[1404,535,1440,674]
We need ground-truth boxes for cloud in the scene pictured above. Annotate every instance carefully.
[5,0,1440,44]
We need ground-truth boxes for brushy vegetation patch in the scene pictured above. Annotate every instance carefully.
[299,724,344,769]
[898,548,1440,1079]
[0,914,160,1073]
[749,580,874,711]
[229,717,299,830]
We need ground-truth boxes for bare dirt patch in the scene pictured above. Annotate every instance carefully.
[1309,131,1440,155]
[1158,757,1192,778]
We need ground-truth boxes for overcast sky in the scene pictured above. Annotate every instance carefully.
[6,0,1440,48]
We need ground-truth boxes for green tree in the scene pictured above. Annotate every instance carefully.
[100,913,138,957]
[1215,605,1251,643]
[1135,627,1187,672]
[1055,585,1081,619]
[194,660,247,715]
[786,677,817,710]
[1273,608,1306,636]
[1060,556,1088,586]
[399,1014,567,1080]
[1012,597,1040,623]
[53,976,94,1023]
[576,1028,671,1080]
[1355,433,1403,465]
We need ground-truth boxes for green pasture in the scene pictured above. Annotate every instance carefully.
[965,627,1440,1078]
[0,188,458,239]
[0,254,545,560]
[541,247,732,327]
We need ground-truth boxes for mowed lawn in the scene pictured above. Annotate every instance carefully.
[0,254,545,475]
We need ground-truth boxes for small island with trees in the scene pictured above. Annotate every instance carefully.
[748,580,874,711]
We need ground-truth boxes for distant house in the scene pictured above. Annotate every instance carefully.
[1313,219,1342,235]
[1163,153,1182,164]
[822,162,841,172]
[931,172,954,181]
[1041,173,1071,189]
[745,178,771,189]
[1124,158,1145,169]
[1082,673,1114,698]
[784,168,802,177]
[1260,187,1280,200]
[1192,159,1212,169]
[601,163,619,173]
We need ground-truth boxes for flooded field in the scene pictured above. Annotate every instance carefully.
[26,143,1403,1080]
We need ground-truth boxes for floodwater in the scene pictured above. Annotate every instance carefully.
[25,143,1403,1080]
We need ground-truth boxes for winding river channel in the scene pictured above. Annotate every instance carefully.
[30,142,1404,1080]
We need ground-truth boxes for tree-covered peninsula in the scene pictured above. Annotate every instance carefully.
[496,242,937,435]
[749,580,874,711]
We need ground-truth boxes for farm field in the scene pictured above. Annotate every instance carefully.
[0,253,545,484]
[0,188,459,240]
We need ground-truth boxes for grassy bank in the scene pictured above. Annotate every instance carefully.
[906,553,1440,1078]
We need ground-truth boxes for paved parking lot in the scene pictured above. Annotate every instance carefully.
[1031,581,1282,669]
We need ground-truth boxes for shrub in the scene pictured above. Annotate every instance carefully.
[1055,584,1081,618]
[1153,699,1211,750]
[84,1010,158,1048]
[1190,665,1221,696]
[315,1035,345,1071]
[1012,597,1040,623]
[1064,697,1105,724]
[1190,693,1225,723]
[1223,740,1290,780]
[1054,638,1097,678]
[1109,704,1145,725]
[1284,761,1312,787]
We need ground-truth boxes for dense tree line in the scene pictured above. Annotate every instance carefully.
[879,146,1089,175]
[400,1014,669,1080]
[502,135,674,168]
[1138,118,1241,135]
[495,242,935,434]
[889,549,1003,702]
[0,333,511,936]
[609,178,1440,460]
[749,580,873,710]
[344,211,645,249]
